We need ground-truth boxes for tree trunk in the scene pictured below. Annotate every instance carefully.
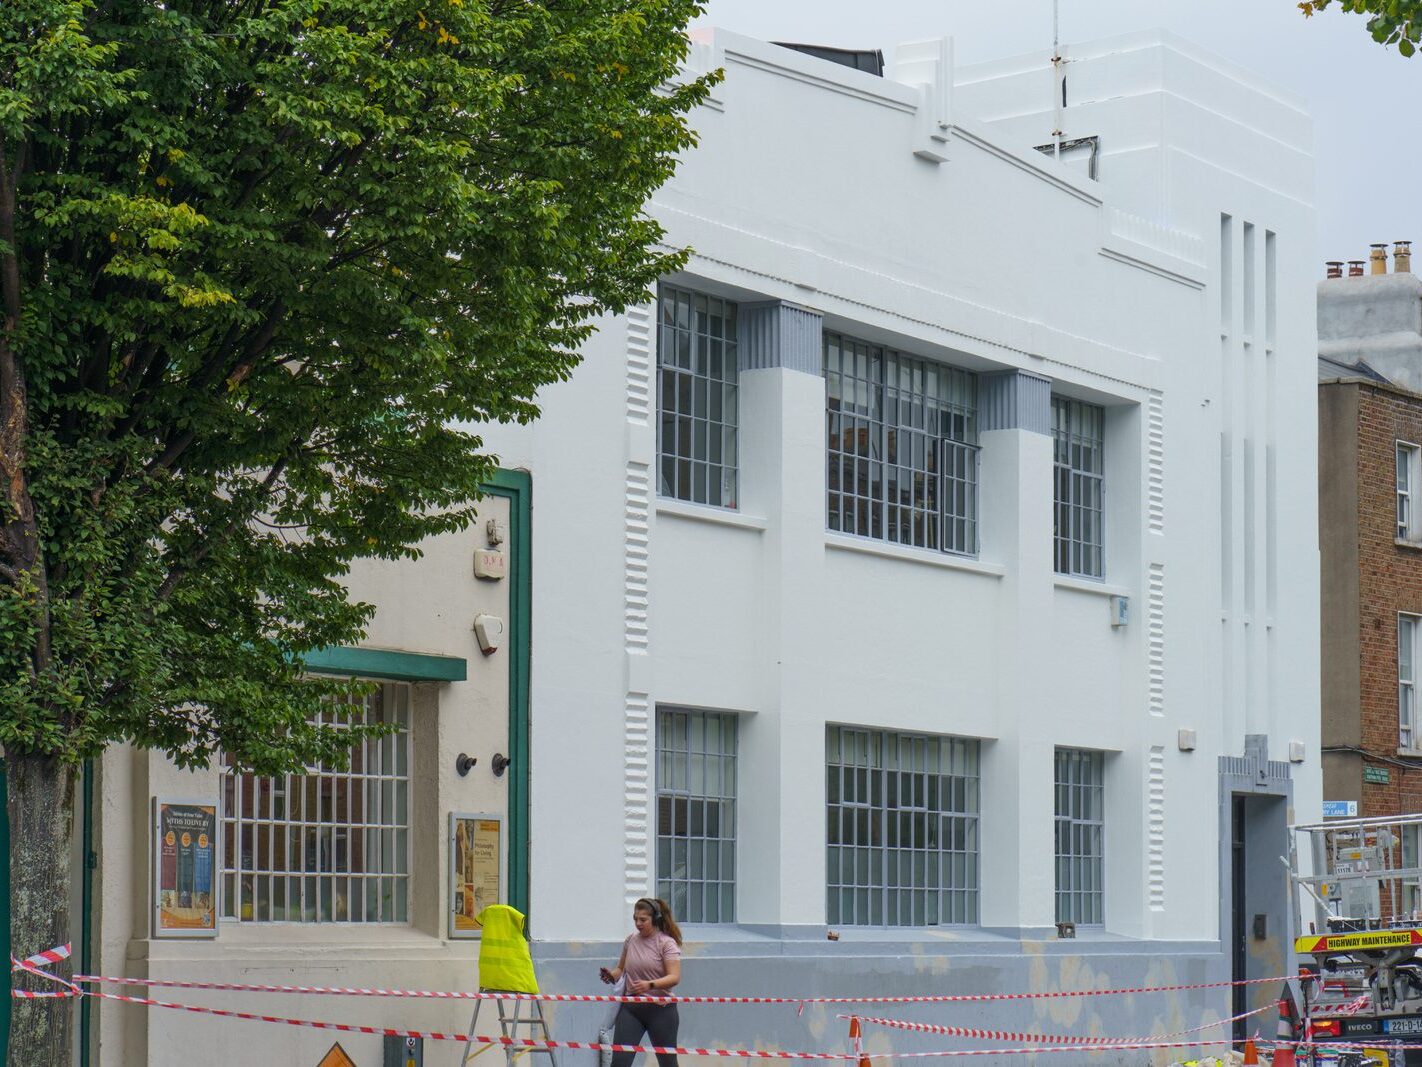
[7,753,75,1067]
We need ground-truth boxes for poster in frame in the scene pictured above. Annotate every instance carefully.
[152,797,220,938]
[449,812,501,939]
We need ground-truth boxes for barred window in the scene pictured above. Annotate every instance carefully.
[657,708,737,923]
[658,285,739,508]
[1053,397,1105,578]
[221,683,411,924]
[826,726,980,927]
[825,334,978,555]
[1054,748,1104,925]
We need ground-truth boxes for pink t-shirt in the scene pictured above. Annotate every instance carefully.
[621,931,681,986]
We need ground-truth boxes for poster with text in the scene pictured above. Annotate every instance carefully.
[153,798,219,937]
[449,813,501,938]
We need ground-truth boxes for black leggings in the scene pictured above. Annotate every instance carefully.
[610,1001,680,1067]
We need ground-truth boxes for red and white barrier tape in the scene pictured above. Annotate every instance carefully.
[843,1004,1275,1046]
[12,943,70,971]
[47,969,1298,1007]
[8,985,1304,1060]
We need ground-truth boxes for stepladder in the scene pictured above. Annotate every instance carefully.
[462,990,559,1067]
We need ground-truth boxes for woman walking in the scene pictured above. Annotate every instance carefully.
[599,897,683,1067]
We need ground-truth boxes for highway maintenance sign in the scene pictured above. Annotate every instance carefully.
[1295,929,1422,954]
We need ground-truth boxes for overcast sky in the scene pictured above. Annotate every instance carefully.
[695,1,1418,270]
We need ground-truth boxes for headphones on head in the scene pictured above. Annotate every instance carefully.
[639,898,663,925]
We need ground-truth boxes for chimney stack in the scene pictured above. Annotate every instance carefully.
[1326,261,1344,279]
[1371,243,1389,275]
[1349,260,1365,277]
[1396,241,1413,274]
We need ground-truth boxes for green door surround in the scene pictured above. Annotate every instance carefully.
[481,469,532,917]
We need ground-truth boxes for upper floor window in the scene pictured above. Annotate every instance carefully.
[1399,442,1421,542]
[657,285,739,508]
[221,683,411,924]
[826,726,980,927]
[1402,614,1419,750]
[824,333,978,555]
[1054,747,1104,926]
[1053,397,1105,579]
[656,707,738,923]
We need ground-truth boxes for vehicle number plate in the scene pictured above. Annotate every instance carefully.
[1383,1017,1422,1035]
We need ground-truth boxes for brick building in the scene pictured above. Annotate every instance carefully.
[1320,244,1422,893]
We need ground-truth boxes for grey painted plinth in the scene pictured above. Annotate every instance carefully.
[530,935,1229,1067]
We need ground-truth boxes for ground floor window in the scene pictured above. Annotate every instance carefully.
[826,726,980,926]
[220,682,411,923]
[656,707,738,923]
[1054,747,1105,925]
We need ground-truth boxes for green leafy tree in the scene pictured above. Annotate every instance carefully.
[1300,0,1422,55]
[0,0,712,1060]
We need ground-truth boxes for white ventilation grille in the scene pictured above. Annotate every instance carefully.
[1147,391,1165,533]
[1148,746,1166,912]
[623,691,651,904]
[626,302,652,423]
[1148,563,1165,717]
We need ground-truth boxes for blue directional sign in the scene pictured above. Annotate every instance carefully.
[1322,800,1358,819]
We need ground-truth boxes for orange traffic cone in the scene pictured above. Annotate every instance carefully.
[848,1016,871,1067]
[1243,1035,1259,1066]
[1273,983,1299,1067]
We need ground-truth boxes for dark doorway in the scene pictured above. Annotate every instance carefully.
[1232,796,1247,1039]
[1230,791,1291,1041]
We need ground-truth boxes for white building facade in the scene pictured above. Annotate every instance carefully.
[79,26,1320,1066]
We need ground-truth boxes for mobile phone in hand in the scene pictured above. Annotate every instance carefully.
[599,967,614,984]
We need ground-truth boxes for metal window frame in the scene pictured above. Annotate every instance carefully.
[655,707,738,923]
[1054,747,1105,926]
[220,682,412,925]
[825,725,981,928]
[1052,397,1106,579]
[656,284,740,509]
[823,332,979,556]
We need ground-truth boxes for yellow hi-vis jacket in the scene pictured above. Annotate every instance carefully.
[476,904,539,993]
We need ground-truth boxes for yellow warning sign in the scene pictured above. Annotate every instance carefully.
[317,1043,357,1067]
[1295,929,1422,954]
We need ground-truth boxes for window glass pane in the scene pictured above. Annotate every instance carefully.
[823,333,978,556]
[1052,397,1106,578]
[656,708,738,922]
[1054,748,1104,925]
[221,683,411,925]
[825,726,980,927]
[657,285,739,507]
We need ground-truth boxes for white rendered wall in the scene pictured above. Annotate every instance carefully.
[474,27,1322,949]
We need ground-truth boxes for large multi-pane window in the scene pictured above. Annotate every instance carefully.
[1053,397,1106,579]
[658,285,739,508]
[221,683,411,924]
[656,708,737,923]
[824,333,979,555]
[1403,614,1420,750]
[1399,442,1421,542]
[826,726,980,927]
[1054,748,1104,925]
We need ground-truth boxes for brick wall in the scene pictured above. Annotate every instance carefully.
[1352,384,1422,818]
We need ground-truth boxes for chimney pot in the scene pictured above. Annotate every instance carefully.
[1349,260,1365,277]
[1326,261,1344,279]
[1396,240,1413,274]
[1371,243,1389,275]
